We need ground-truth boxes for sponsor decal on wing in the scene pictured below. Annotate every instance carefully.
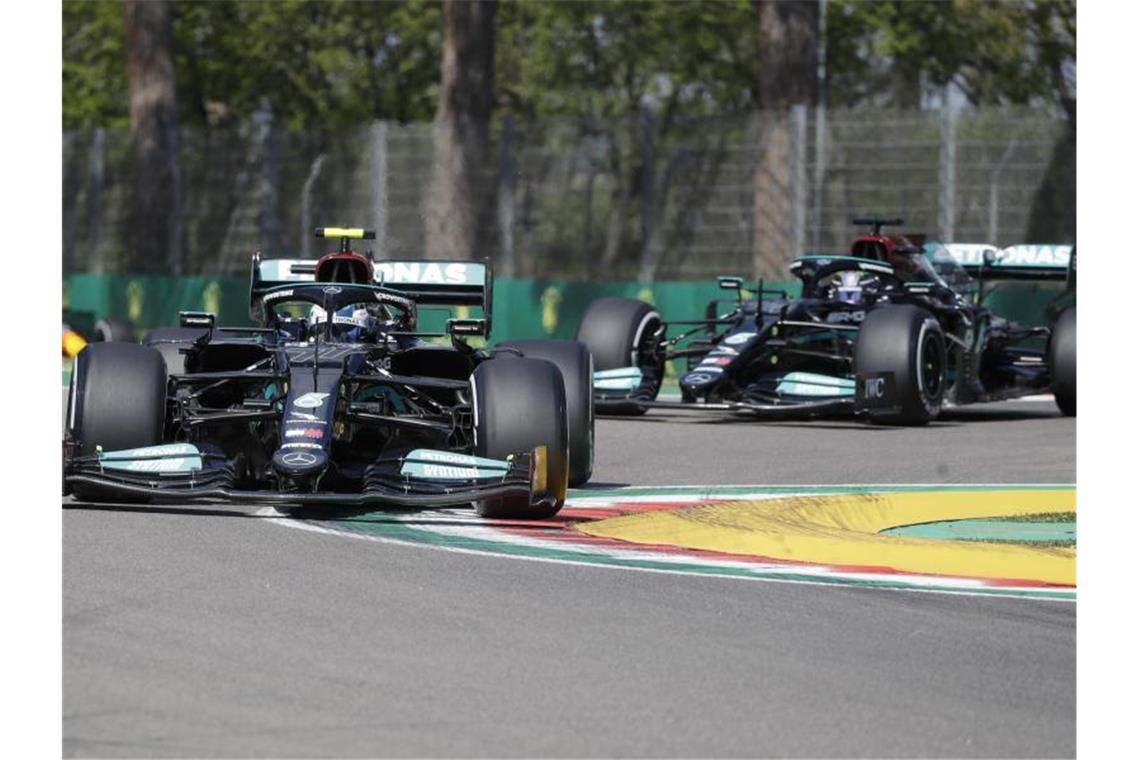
[775,371,856,397]
[593,366,643,391]
[399,449,511,480]
[98,443,203,474]
[374,261,486,286]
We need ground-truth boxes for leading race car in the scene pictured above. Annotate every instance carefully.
[576,218,1076,424]
[64,227,594,519]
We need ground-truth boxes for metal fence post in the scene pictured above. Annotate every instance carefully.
[370,121,389,250]
[87,128,106,274]
[255,101,282,258]
[939,107,959,241]
[988,138,1018,244]
[811,0,828,251]
[300,154,327,258]
[497,114,516,276]
[791,104,808,260]
[638,107,657,284]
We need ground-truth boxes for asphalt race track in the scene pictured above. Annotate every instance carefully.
[63,400,1075,757]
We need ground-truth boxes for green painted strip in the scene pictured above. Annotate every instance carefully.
[319,486,1076,602]
[884,518,1076,543]
[322,516,1074,600]
[569,484,1074,500]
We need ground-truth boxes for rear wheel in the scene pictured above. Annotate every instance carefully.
[1050,307,1076,416]
[855,305,946,425]
[472,358,569,519]
[94,317,134,342]
[67,342,167,501]
[575,297,660,416]
[496,340,593,487]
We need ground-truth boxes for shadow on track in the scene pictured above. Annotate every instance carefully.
[62,498,587,531]
[598,402,1064,429]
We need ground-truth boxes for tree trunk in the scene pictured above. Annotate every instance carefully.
[123,0,183,275]
[753,0,817,280]
[425,0,496,261]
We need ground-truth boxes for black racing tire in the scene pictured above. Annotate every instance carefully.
[575,297,660,370]
[471,357,569,519]
[496,340,593,487]
[67,342,167,502]
[94,317,134,342]
[575,297,660,416]
[1050,307,1076,416]
[143,326,207,376]
[855,305,946,426]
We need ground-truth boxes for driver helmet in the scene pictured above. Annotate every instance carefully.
[308,304,378,342]
[309,251,381,341]
[835,271,864,305]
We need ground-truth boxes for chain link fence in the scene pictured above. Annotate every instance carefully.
[63,106,1073,282]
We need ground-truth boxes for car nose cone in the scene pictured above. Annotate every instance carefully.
[273,448,329,477]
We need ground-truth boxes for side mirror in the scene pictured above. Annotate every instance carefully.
[718,276,744,292]
[447,318,488,338]
[179,311,216,329]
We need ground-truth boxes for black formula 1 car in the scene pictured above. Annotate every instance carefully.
[64,228,593,518]
[576,218,1076,425]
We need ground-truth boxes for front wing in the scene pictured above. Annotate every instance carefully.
[64,445,552,510]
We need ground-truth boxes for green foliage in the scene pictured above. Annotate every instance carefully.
[827,0,1076,114]
[63,0,1075,130]
[174,0,442,129]
[496,0,758,121]
[63,0,442,130]
[63,0,129,128]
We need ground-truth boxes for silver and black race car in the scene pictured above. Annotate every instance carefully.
[64,228,593,519]
[576,219,1076,425]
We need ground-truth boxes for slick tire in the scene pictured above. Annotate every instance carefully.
[67,342,167,502]
[143,326,208,376]
[472,357,569,519]
[94,317,134,343]
[496,340,593,487]
[1049,307,1076,416]
[855,305,946,426]
[575,297,660,416]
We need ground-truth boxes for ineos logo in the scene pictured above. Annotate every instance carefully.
[865,378,885,398]
[281,452,318,466]
[322,286,343,295]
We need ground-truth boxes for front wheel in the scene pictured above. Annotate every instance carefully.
[67,342,167,501]
[575,297,661,416]
[471,357,569,519]
[855,305,946,425]
[1050,307,1076,416]
[496,340,593,487]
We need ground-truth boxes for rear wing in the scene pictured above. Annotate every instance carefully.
[938,243,1074,283]
[250,255,494,335]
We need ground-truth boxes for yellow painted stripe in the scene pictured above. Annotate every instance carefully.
[577,489,1075,585]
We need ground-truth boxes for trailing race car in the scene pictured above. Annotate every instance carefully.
[64,227,593,519]
[576,218,1075,424]
[62,312,134,357]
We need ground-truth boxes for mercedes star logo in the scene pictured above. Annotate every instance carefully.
[281,451,319,466]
